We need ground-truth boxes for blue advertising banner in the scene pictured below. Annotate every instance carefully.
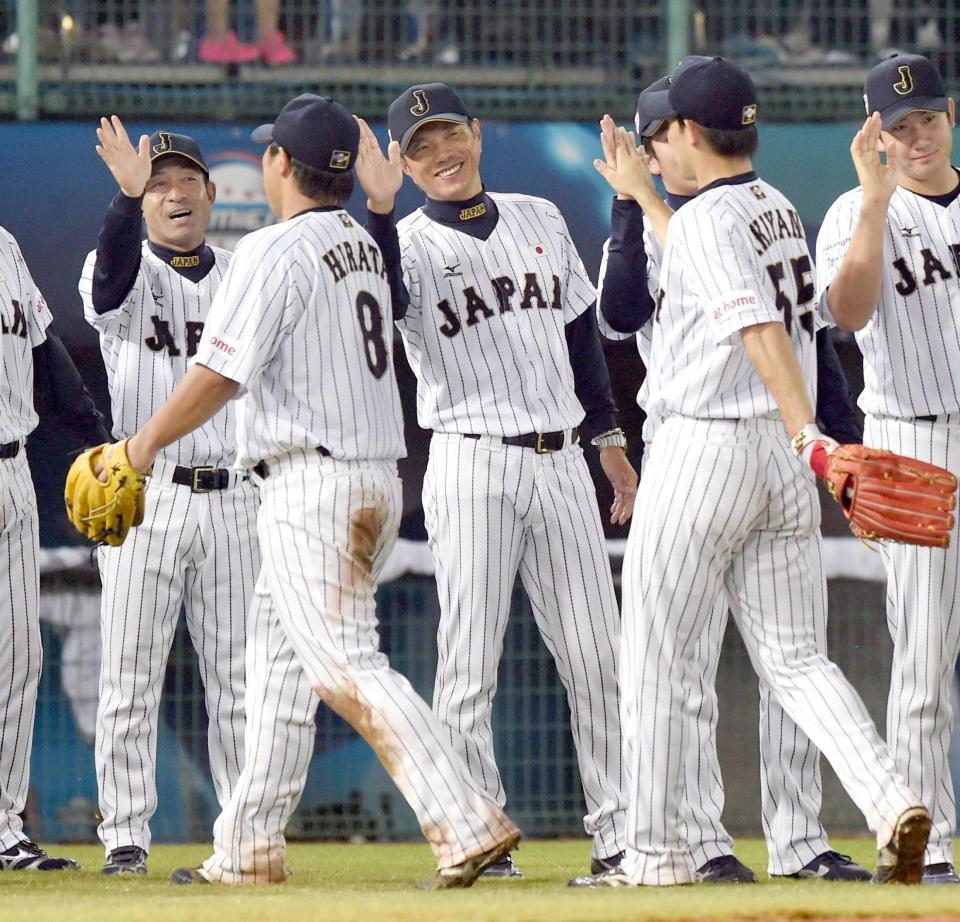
[0,120,863,343]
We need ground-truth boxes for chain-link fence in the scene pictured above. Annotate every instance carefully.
[29,570,898,844]
[1,1,957,121]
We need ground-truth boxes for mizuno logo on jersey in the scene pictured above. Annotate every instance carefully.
[748,207,805,255]
[144,315,204,357]
[891,243,960,297]
[434,272,561,338]
[322,239,386,283]
[443,261,462,278]
[900,226,920,239]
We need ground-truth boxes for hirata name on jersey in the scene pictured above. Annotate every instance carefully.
[322,238,387,283]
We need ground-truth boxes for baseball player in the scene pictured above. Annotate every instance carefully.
[354,81,636,877]
[591,81,868,883]
[572,55,929,888]
[102,93,519,888]
[0,225,111,871]
[816,53,960,885]
[78,119,259,875]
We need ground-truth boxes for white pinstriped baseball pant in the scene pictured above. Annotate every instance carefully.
[0,452,41,850]
[866,413,960,867]
[203,451,517,883]
[620,416,920,885]
[423,433,627,861]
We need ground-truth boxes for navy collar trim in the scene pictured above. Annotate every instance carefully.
[698,171,758,195]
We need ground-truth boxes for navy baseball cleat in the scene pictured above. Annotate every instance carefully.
[696,855,757,883]
[779,851,871,881]
[420,832,521,890]
[172,867,213,885]
[481,853,523,878]
[590,850,625,874]
[0,841,79,871]
[922,862,960,884]
[872,806,931,884]
[102,845,148,876]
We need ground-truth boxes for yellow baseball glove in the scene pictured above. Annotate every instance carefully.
[64,439,147,546]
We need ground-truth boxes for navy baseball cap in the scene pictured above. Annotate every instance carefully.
[635,76,671,139]
[646,56,758,131]
[388,83,472,154]
[864,53,948,128]
[252,94,359,173]
[148,131,208,176]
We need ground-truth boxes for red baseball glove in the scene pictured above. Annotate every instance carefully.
[823,445,957,547]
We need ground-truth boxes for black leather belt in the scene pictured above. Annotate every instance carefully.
[0,441,19,459]
[464,430,579,454]
[253,446,331,480]
[171,465,236,493]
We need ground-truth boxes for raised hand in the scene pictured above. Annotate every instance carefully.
[354,116,404,214]
[95,115,152,198]
[851,112,901,206]
[594,126,658,207]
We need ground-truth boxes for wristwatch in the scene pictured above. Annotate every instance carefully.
[590,427,627,450]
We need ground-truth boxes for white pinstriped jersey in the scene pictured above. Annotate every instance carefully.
[80,242,235,467]
[396,192,595,436]
[0,228,51,442]
[195,209,405,467]
[816,182,960,418]
[646,177,817,421]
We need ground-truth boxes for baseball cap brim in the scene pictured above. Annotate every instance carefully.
[878,96,948,128]
[151,150,209,176]
[397,113,469,153]
[641,89,677,123]
[251,123,274,144]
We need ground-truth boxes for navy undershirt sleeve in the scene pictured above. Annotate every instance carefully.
[366,209,411,320]
[33,327,111,446]
[815,327,862,444]
[566,305,619,440]
[91,191,145,315]
[599,199,656,335]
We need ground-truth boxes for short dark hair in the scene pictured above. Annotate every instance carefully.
[682,119,759,157]
[641,137,656,157]
[269,142,354,205]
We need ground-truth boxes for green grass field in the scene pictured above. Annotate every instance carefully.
[3,838,959,922]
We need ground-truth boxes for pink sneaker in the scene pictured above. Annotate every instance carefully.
[261,31,297,66]
[199,31,260,64]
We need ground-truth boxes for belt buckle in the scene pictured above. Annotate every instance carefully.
[535,432,551,454]
[191,466,216,493]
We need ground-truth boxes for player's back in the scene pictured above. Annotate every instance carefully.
[215,208,405,466]
[649,176,817,421]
